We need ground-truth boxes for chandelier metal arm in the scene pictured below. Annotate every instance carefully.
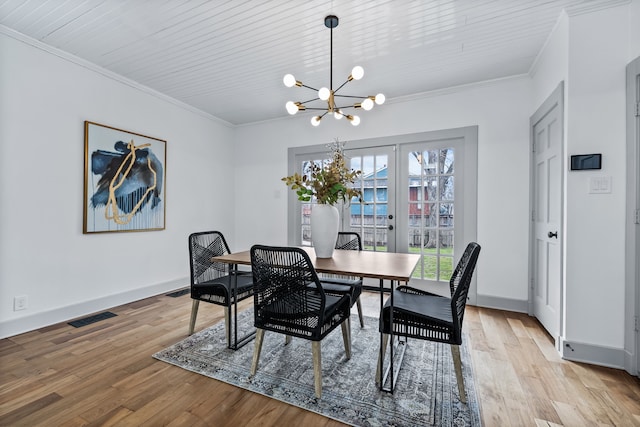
[299,83,320,91]
[333,94,370,99]
[333,78,352,93]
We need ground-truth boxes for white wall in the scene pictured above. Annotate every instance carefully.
[0,31,236,338]
[531,4,631,357]
[530,12,569,110]
[563,6,629,349]
[630,0,640,60]
[234,77,533,304]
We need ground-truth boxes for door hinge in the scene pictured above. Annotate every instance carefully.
[636,102,640,117]
[532,141,536,153]
[635,316,639,332]
[635,209,640,225]
[531,210,535,221]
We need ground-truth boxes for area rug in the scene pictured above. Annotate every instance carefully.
[153,309,482,427]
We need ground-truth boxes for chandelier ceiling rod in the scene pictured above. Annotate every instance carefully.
[328,15,334,95]
[283,15,385,127]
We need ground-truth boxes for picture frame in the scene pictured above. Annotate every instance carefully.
[83,121,166,233]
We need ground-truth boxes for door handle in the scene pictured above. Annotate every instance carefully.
[548,231,558,239]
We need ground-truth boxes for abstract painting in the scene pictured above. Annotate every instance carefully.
[83,121,166,233]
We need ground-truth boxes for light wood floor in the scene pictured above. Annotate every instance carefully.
[1,291,639,426]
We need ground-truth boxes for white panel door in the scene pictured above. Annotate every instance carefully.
[531,85,563,343]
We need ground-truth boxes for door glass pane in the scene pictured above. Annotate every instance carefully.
[301,202,312,245]
[408,148,455,282]
[348,153,389,252]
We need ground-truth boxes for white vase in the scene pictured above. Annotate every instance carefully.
[311,204,339,258]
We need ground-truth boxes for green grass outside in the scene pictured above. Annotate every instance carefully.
[362,245,454,281]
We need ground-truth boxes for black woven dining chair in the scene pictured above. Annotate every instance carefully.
[377,242,481,402]
[187,231,253,346]
[319,232,365,327]
[249,245,352,398]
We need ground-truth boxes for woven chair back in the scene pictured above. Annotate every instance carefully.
[188,231,232,285]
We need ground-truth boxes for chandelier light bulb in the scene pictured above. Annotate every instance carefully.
[318,87,330,101]
[375,93,386,105]
[351,66,364,80]
[286,101,298,115]
[283,74,296,87]
[334,109,343,119]
[311,116,321,126]
[350,115,361,126]
[361,98,374,111]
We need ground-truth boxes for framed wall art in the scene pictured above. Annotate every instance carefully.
[83,121,166,233]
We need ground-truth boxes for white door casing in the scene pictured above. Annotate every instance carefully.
[625,56,640,376]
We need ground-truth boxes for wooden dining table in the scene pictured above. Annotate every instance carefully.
[213,246,421,393]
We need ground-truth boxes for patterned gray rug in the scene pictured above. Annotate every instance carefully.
[153,309,482,427]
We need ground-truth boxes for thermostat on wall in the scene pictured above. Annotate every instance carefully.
[570,154,601,170]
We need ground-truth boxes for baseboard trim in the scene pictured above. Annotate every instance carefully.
[475,294,528,313]
[560,338,626,370]
[0,278,187,339]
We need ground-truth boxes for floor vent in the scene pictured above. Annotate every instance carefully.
[68,311,117,328]
[166,288,190,298]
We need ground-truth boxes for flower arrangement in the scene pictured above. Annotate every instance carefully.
[282,139,362,205]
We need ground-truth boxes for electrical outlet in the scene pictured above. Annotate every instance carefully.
[14,295,28,311]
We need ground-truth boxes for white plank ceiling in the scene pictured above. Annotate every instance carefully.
[0,0,629,125]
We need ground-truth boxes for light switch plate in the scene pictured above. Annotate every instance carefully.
[589,176,611,194]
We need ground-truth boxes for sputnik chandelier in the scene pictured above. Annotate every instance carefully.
[283,15,385,127]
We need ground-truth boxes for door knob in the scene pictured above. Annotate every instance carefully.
[548,231,558,239]
[388,225,394,230]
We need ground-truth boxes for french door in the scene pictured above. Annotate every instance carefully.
[287,128,478,297]
[396,135,474,296]
[342,146,396,253]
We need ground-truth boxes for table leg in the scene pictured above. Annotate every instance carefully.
[379,278,396,393]
[380,279,408,393]
[378,278,384,387]
[228,263,256,350]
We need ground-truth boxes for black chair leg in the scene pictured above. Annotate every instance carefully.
[355,298,364,327]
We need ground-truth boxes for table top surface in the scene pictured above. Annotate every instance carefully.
[213,247,421,282]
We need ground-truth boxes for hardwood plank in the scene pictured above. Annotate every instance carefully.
[1,291,639,426]
[0,392,63,425]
